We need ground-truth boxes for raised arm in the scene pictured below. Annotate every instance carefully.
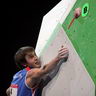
[26,46,69,88]
[41,54,69,87]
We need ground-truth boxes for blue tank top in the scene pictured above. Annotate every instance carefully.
[10,67,42,96]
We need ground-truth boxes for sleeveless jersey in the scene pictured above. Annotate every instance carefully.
[10,67,42,96]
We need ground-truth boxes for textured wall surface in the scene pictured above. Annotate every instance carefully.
[35,0,96,95]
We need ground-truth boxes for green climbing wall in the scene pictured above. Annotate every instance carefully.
[62,0,96,84]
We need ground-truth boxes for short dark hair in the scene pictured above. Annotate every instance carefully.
[14,46,35,69]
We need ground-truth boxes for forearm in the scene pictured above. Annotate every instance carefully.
[48,61,61,79]
[42,56,60,74]
[41,58,68,87]
[41,62,61,87]
[48,58,67,79]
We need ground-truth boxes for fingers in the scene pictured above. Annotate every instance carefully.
[58,49,68,56]
[58,46,69,60]
[59,48,68,53]
[59,45,68,53]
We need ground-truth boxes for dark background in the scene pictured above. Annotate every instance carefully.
[1,0,60,95]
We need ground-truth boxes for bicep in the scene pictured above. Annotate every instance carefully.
[33,69,45,78]
[27,68,46,82]
[26,69,47,88]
